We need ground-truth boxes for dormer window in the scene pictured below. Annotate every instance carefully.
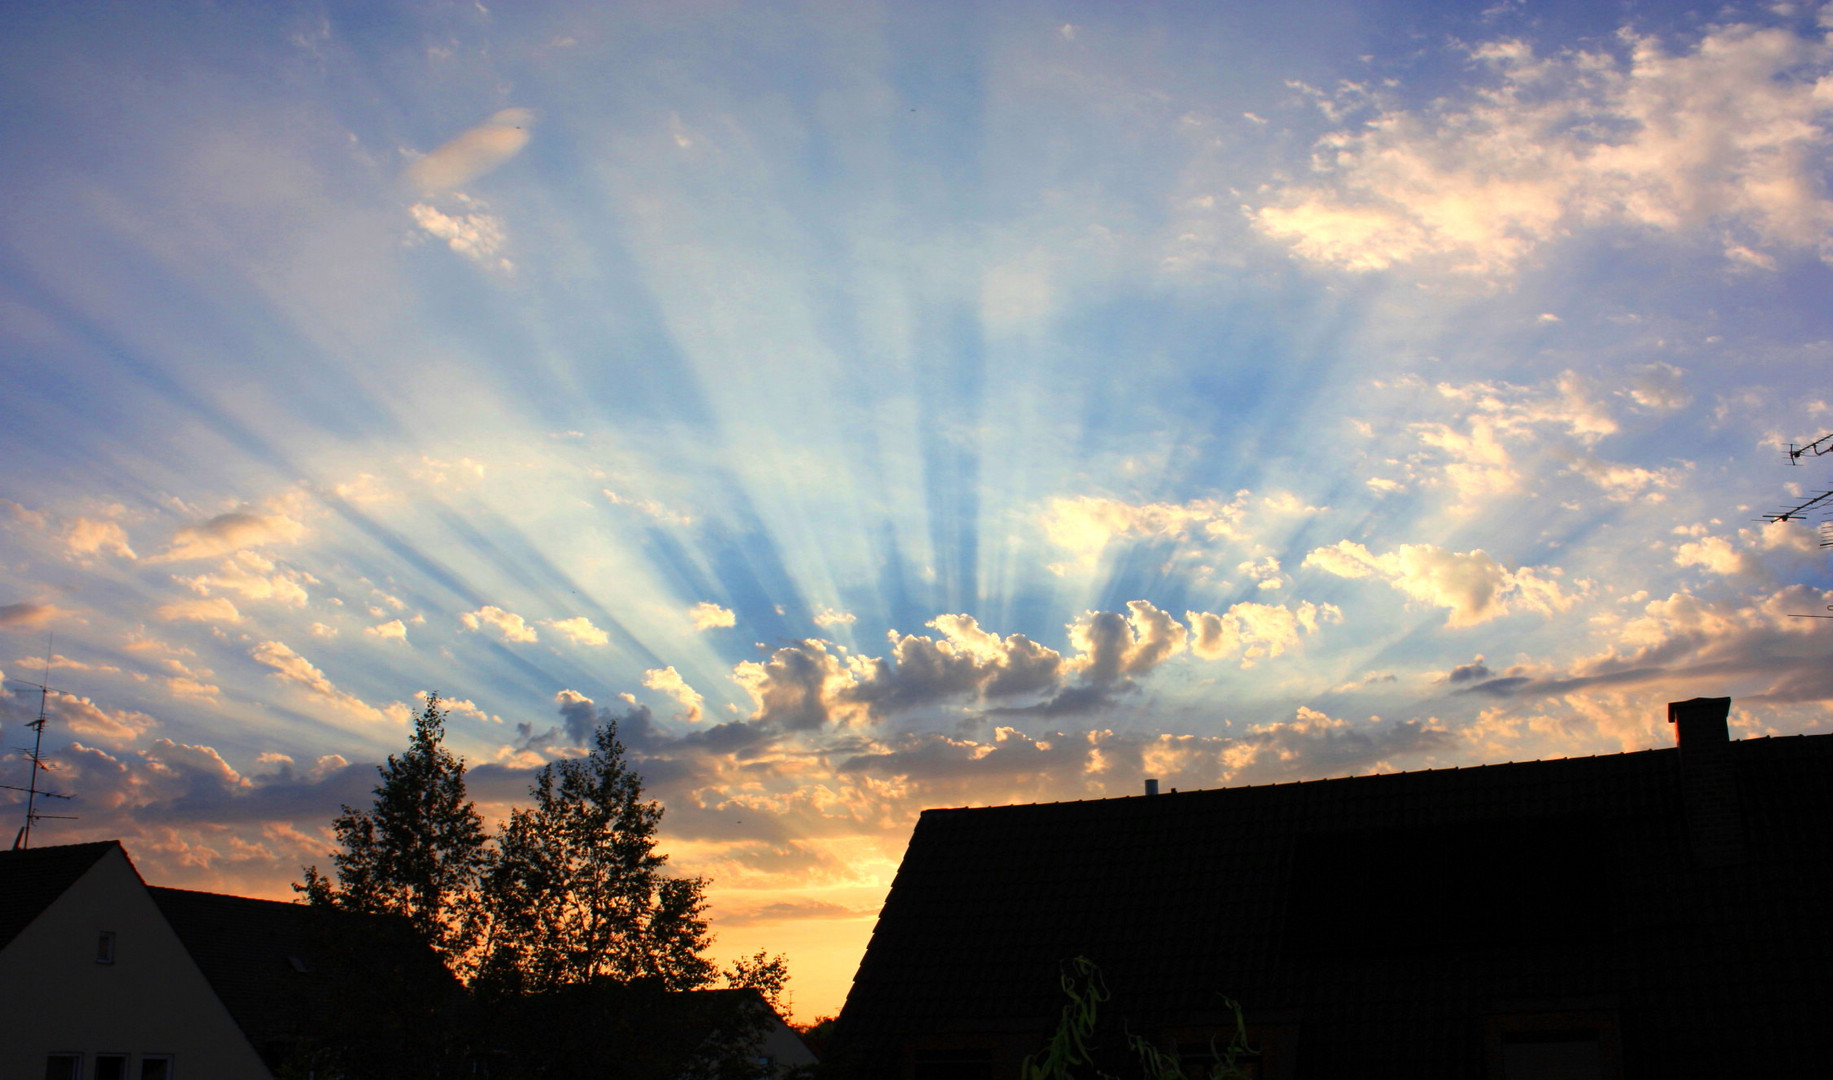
[96,930,117,964]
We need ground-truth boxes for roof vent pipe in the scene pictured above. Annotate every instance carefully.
[1145,779,1159,796]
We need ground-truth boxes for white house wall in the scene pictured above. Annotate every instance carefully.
[0,846,272,1080]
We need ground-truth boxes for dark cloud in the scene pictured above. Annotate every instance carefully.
[718,899,873,926]
[1460,675,1533,697]
[0,602,58,628]
[1447,658,1493,684]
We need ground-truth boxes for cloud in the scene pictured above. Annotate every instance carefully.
[1251,21,1833,275]
[1186,600,1338,666]
[1304,540,1576,627]
[812,607,857,627]
[718,899,874,926]
[416,690,500,726]
[1040,493,1249,570]
[0,602,68,629]
[846,615,1067,716]
[156,596,243,624]
[734,641,867,732]
[1067,600,1189,685]
[403,107,535,196]
[1445,656,1494,684]
[1444,586,1833,753]
[603,489,695,526]
[1370,372,1683,510]
[48,693,157,747]
[644,666,705,723]
[548,616,609,647]
[65,518,136,560]
[838,706,1456,793]
[177,552,309,607]
[155,512,304,562]
[364,619,408,642]
[1039,491,1323,573]
[250,641,404,725]
[410,198,511,269]
[690,602,737,630]
[460,605,538,643]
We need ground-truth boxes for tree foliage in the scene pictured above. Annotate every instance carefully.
[725,948,793,1014]
[475,715,716,995]
[298,693,487,963]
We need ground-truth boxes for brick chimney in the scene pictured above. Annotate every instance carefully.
[1667,697,1743,867]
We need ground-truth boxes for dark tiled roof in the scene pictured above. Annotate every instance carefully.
[150,887,462,1069]
[836,734,1833,1076]
[0,840,120,949]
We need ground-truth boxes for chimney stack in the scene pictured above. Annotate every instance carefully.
[1667,697,1742,867]
[1144,779,1159,796]
[1668,696,1730,747]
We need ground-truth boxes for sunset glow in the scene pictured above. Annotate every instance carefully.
[6,0,1833,1021]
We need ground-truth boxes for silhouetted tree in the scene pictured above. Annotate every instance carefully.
[475,714,715,995]
[725,948,793,1014]
[298,692,488,965]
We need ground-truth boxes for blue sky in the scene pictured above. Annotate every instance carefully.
[6,0,1833,1018]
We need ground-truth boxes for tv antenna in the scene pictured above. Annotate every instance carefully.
[5,637,77,849]
[1763,431,1833,547]
[1788,433,1833,465]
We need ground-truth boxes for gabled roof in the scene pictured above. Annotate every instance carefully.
[0,840,121,950]
[837,731,1833,1074]
[150,887,462,1068]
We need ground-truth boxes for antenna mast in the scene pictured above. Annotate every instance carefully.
[1765,431,1833,548]
[5,637,76,849]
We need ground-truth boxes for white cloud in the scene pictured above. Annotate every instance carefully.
[1041,493,1248,569]
[250,641,404,725]
[1380,372,1681,510]
[51,693,157,747]
[154,512,304,562]
[460,605,538,643]
[603,489,695,526]
[643,665,705,723]
[402,107,535,195]
[690,602,737,630]
[364,619,409,642]
[812,607,857,627]
[410,198,511,269]
[1304,540,1577,627]
[178,552,309,607]
[156,596,243,624]
[1039,491,1320,572]
[549,616,610,646]
[65,518,136,560]
[1187,600,1338,666]
[1251,22,1833,275]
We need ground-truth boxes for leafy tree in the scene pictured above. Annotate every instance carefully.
[476,714,715,995]
[297,692,488,965]
[724,948,793,1014]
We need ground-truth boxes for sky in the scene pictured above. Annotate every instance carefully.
[5,0,1833,1021]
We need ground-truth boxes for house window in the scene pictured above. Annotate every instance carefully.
[1486,1013,1621,1080]
[45,1055,82,1080]
[97,930,117,964]
[138,1056,173,1080]
[1502,1031,1603,1079]
[94,1056,128,1080]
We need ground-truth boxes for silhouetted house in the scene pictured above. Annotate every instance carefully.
[481,981,817,1079]
[834,698,1833,1079]
[0,840,463,1079]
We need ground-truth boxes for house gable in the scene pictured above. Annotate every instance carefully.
[0,844,272,1080]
